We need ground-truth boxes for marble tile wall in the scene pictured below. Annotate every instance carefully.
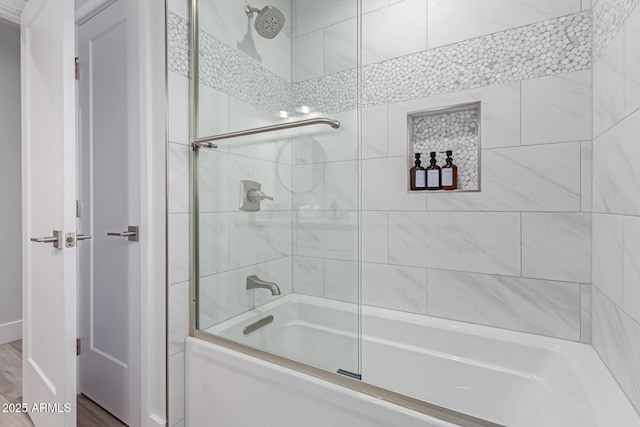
[283,0,596,343]
[349,1,592,343]
[288,105,359,302]
[428,0,583,48]
[289,2,594,344]
[428,270,582,339]
[592,1,640,414]
[354,71,593,343]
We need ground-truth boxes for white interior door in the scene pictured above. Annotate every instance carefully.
[21,0,77,426]
[77,1,139,424]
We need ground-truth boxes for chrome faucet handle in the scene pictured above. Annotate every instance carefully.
[240,180,273,211]
[248,189,274,202]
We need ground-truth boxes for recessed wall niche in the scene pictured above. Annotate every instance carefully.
[408,102,481,192]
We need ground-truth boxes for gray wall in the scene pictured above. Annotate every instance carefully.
[0,19,22,332]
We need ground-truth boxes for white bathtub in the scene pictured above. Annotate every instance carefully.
[188,294,640,427]
[206,293,359,373]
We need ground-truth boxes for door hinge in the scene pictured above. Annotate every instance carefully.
[76,200,81,218]
[76,338,81,356]
[75,57,80,80]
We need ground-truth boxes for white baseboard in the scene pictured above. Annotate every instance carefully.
[0,320,21,345]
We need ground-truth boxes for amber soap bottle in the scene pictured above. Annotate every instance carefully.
[441,150,458,190]
[426,151,442,190]
[410,153,426,190]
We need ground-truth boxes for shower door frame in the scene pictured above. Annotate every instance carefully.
[186,1,497,426]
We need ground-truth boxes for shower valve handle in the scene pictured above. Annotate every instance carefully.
[248,189,274,202]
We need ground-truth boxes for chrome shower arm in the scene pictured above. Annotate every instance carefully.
[244,5,261,17]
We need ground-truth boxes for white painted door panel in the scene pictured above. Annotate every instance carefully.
[21,0,77,426]
[77,1,138,424]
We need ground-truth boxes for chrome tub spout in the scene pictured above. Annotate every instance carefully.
[246,275,281,296]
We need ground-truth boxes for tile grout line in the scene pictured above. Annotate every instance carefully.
[359,260,586,286]
[360,138,591,165]
[425,265,429,316]
[623,17,627,117]
[385,211,390,265]
[385,104,389,157]
[622,217,626,304]
[594,285,640,331]
[520,212,524,277]
[519,80,523,147]
[579,139,583,211]
[580,282,583,341]
[198,255,293,279]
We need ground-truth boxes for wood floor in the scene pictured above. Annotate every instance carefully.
[0,340,126,427]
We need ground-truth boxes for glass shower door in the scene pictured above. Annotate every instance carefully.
[192,0,361,378]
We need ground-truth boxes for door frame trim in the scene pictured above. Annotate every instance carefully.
[138,1,167,425]
[0,0,25,24]
[75,1,167,425]
[75,0,116,25]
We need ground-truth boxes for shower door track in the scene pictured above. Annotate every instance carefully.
[191,117,341,149]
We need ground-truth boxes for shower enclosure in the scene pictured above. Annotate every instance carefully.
[190,0,362,378]
[188,3,494,424]
[182,0,640,425]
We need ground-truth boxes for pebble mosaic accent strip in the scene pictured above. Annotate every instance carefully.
[411,107,479,191]
[593,0,640,59]
[198,29,291,113]
[168,12,291,112]
[292,69,358,115]
[168,12,190,77]
[168,11,591,114]
[363,12,592,108]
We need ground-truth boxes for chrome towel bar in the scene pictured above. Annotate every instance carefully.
[192,117,341,150]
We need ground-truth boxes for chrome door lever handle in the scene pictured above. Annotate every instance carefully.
[30,230,63,249]
[31,236,59,243]
[76,234,92,241]
[107,226,139,242]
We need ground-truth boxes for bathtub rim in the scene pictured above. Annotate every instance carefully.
[191,327,503,427]
[193,295,502,426]
[195,293,640,426]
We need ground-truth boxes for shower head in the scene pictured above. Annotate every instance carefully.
[245,4,286,39]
